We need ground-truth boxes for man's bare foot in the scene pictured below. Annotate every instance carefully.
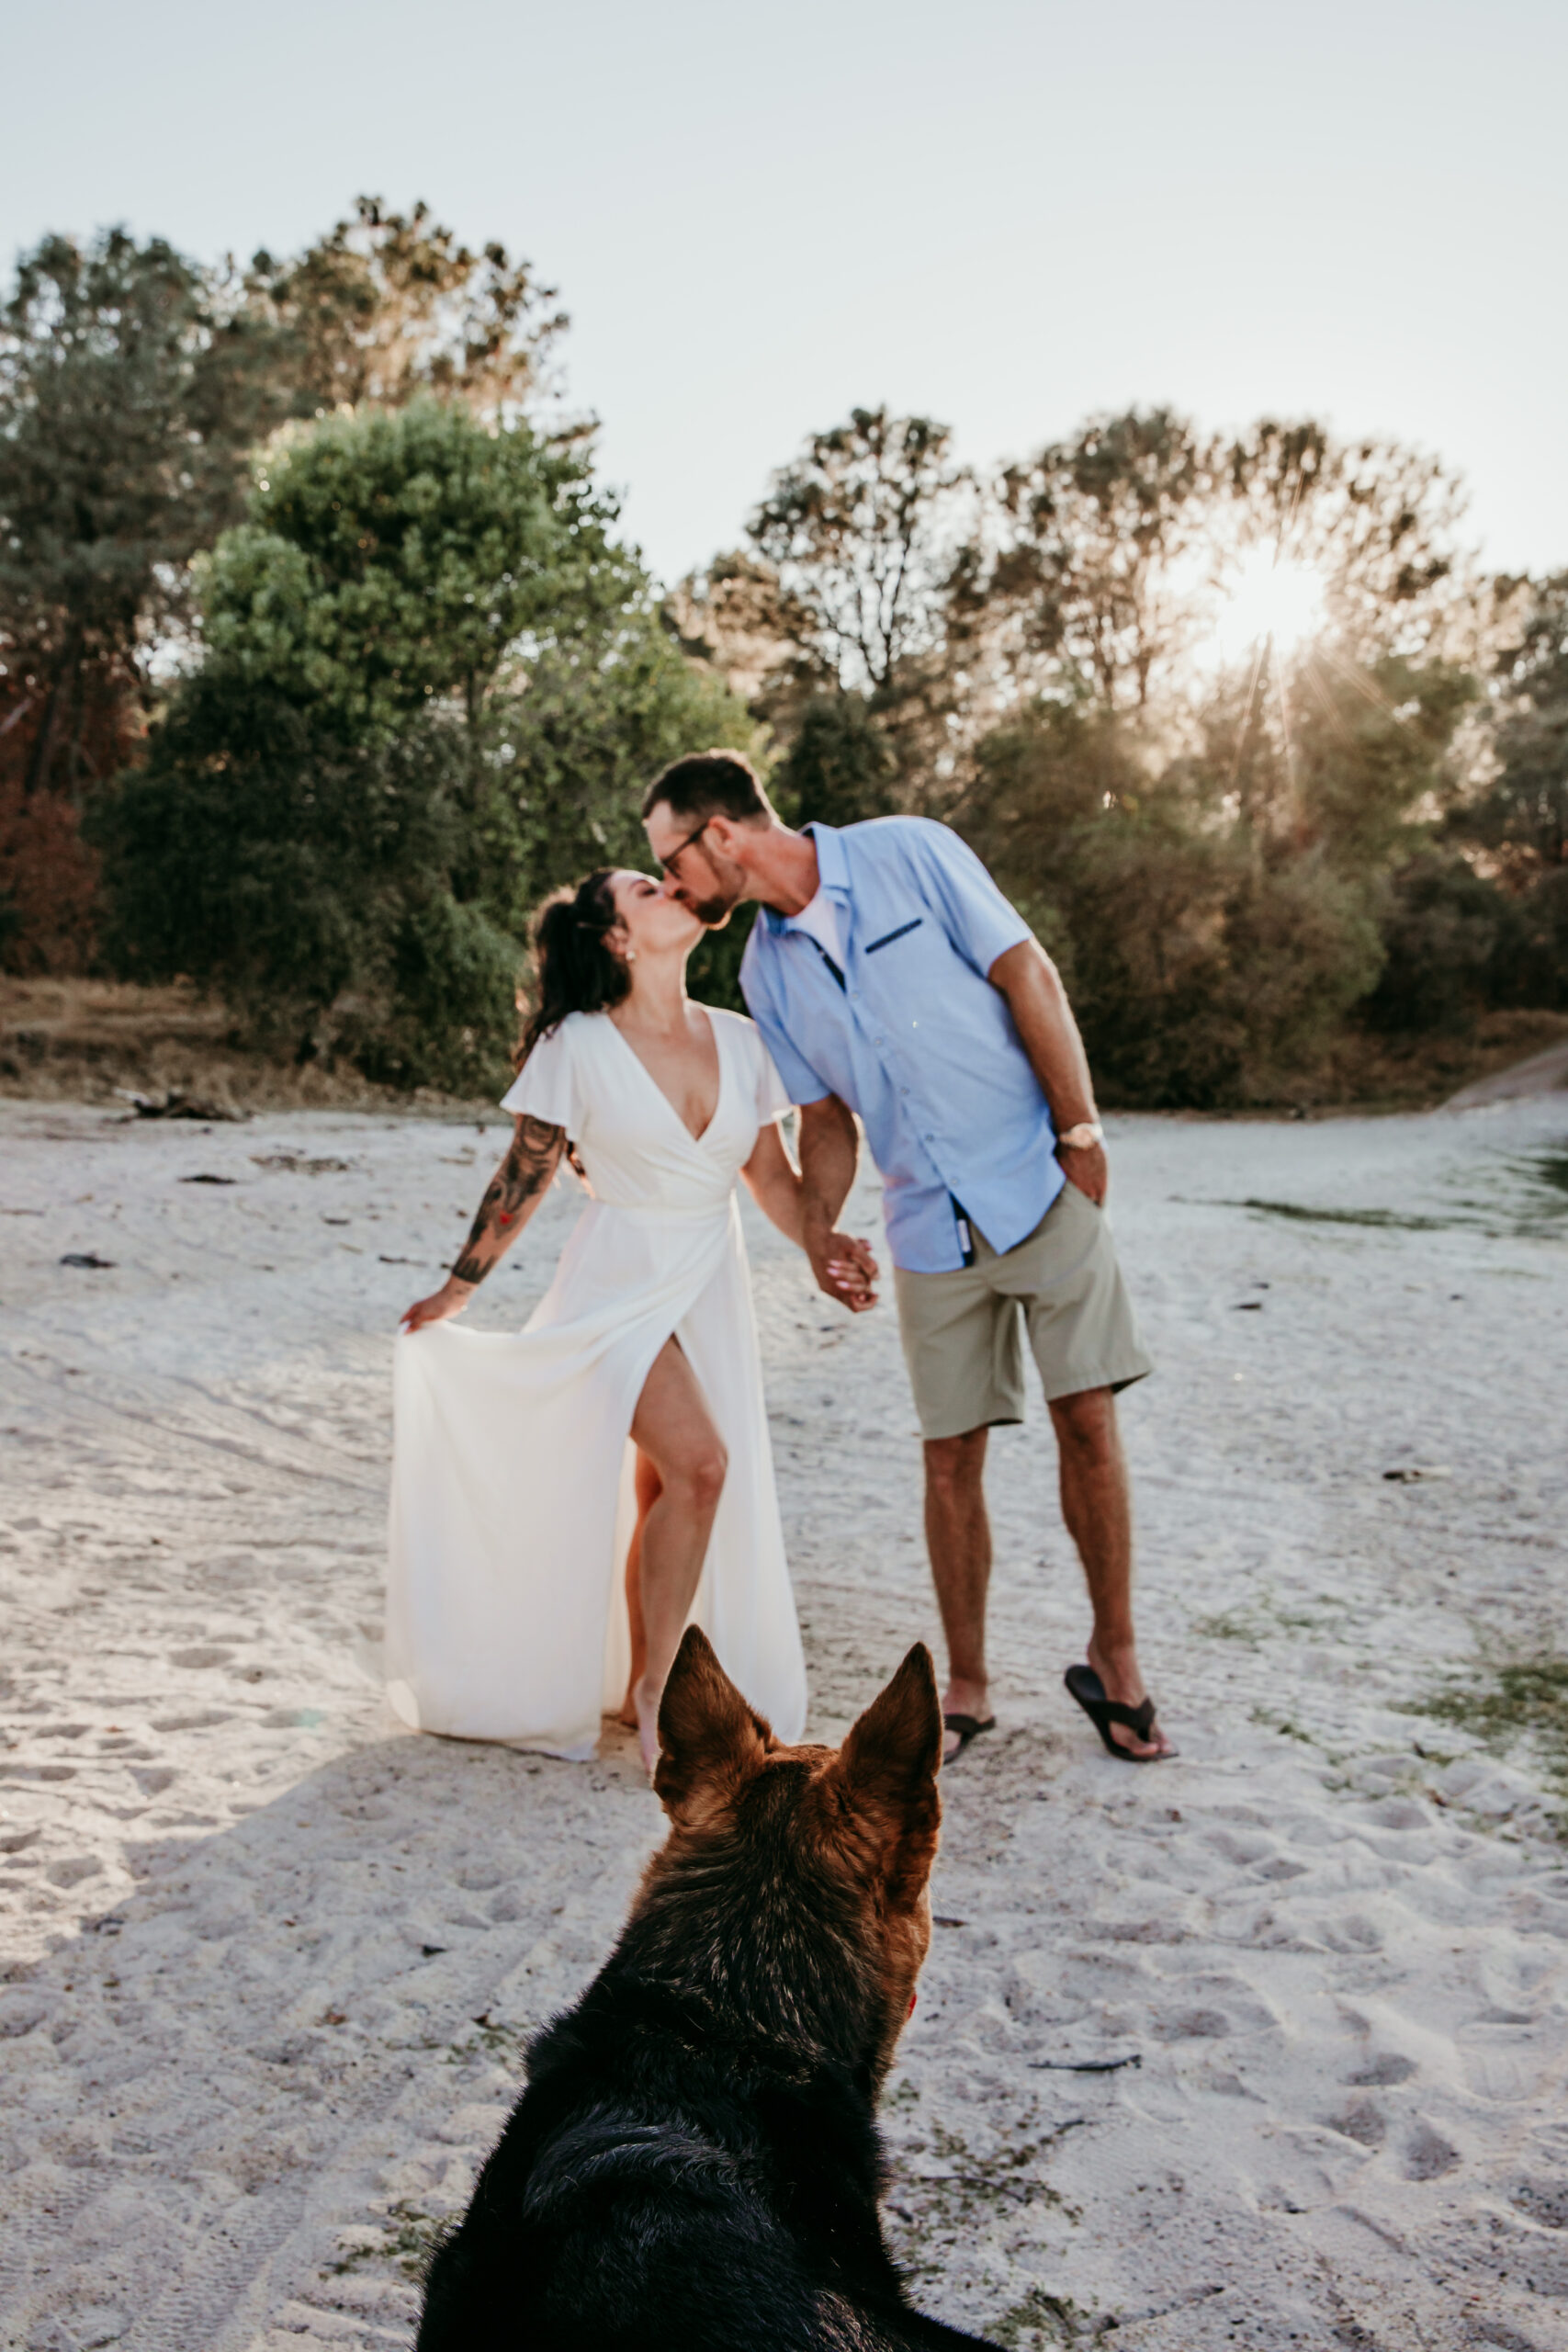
[941,1676,992,1763]
[1084,1635,1172,1758]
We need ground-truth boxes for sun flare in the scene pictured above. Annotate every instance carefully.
[1213,548,1326,664]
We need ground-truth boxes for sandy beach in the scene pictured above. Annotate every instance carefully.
[2,1092,1566,2352]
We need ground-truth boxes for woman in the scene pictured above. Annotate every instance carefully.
[389,868,861,1772]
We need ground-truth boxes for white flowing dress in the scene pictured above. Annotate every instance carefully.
[386,1006,807,1758]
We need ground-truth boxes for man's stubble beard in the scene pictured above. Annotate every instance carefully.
[685,865,746,930]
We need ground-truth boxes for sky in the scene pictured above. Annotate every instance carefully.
[3,0,1564,591]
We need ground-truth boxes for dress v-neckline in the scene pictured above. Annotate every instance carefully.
[604,1009,725,1147]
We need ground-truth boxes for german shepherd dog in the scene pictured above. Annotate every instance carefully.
[417,1627,998,2350]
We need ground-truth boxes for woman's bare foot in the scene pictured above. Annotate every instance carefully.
[616,1681,638,1731]
[634,1677,661,1778]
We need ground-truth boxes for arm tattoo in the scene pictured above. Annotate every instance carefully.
[452,1116,565,1284]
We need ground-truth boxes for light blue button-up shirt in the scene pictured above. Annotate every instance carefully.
[739,817,1063,1273]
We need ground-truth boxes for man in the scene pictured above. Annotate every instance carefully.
[642,750,1171,1764]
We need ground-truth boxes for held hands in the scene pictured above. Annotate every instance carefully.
[809,1228,880,1315]
[400,1275,477,1335]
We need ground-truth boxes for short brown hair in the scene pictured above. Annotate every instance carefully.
[641,749,768,826]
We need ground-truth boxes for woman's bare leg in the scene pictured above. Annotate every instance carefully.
[617,1450,662,1728]
[626,1337,728,1773]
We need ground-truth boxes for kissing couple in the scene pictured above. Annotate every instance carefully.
[388,752,1171,1774]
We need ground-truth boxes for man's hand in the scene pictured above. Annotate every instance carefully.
[1058,1139,1109,1206]
[989,942,1111,1206]
[807,1227,879,1313]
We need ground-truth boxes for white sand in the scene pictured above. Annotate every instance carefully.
[2,1094,1566,2352]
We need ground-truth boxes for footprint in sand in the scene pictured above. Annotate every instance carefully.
[1404,2120,1461,2179]
[1328,2098,1387,2147]
[1348,2052,1416,2086]
[1509,2177,1568,2229]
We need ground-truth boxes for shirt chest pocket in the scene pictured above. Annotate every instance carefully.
[863,916,923,955]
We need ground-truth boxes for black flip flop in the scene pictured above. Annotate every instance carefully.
[942,1712,996,1761]
[1064,1665,1173,1762]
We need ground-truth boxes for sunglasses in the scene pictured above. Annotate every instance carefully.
[657,815,714,878]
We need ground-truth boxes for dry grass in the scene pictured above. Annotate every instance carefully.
[0,978,490,1117]
[5,978,1565,1123]
[1305,1008,1568,1113]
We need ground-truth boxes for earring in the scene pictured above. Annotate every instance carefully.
[625,947,637,963]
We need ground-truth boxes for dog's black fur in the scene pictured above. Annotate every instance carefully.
[417,1631,998,2351]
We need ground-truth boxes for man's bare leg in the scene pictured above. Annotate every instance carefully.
[626,1339,727,1774]
[923,1428,992,1761]
[1048,1385,1169,1758]
[616,1449,662,1729]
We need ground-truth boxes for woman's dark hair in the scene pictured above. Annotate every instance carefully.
[516,868,629,1066]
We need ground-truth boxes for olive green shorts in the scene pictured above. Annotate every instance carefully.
[892,1181,1154,1442]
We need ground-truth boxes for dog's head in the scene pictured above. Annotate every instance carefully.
[631,1628,942,2082]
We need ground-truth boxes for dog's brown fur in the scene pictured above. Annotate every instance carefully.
[417,1630,998,2350]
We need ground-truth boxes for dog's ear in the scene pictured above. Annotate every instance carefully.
[654,1625,773,1825]
[833,1644,942,1897]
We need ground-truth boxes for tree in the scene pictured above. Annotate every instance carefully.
[747,408,969,697]
[93,669,513,1088]
[242,197,570,422]
[0,228,283,800]
[1467,572,1568,876]
[980,409,1211,713]
[92,404,761,1083]
[196,399,626,745]
[960,411,1473,724]
[768,693,899,830]
[1218,420,1472,662]
[956,698,1386,1104]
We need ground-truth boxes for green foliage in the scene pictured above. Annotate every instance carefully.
[1290,658,1476,874]
[1462,572,1568,879]
[93,405,761,1086]
[6,193,1563,1104]
[0,228,285,795]
[90,669,508,1083]
[769,694,900,829]
[242,196,569,421]
[199,401,625,741]
[960,697,1386,1104]
[748,408,967,695]
[490,603,768,924]
[1361,854,1510,1034]
[987,408,1208,710]
[1412,1654,1568,1809]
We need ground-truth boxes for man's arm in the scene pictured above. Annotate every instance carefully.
[987,938,1108,1205]
[400,1115,566,1331]
[796,1096,879,1313]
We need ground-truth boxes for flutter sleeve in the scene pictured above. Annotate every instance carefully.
[750,1023,795,1123]
[500,1020,579,1131]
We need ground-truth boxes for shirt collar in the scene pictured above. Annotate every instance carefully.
[766,822,851,933]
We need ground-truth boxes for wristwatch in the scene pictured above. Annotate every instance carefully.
[1057,1121,1104,1150]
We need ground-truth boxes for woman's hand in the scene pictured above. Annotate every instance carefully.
[400,1276,477,1335]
